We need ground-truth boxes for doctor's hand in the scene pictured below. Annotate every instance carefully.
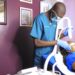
[57,40,71,51]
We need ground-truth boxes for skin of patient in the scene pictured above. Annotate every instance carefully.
[68,41,75,52]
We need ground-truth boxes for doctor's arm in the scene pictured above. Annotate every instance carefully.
[33,39,57,47]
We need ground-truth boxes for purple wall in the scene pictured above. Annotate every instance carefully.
[64,0,75,41]
[0,0,40,75]
[0,0,75,75]
[14,0,41,70]
[0,0,22,75]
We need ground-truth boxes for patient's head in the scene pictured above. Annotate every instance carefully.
[65,41,75,71]
[68,42,75,52]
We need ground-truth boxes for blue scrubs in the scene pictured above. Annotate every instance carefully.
[30,13,57,67]
[65,52,75,71]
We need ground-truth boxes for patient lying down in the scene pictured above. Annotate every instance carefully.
[63,42,75,72]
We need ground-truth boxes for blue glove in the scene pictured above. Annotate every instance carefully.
[57,40,71,51]
[63,28,68,36]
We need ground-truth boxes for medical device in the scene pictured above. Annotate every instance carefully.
[58,17,73,39]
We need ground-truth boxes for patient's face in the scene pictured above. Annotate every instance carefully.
[68,41,75,52]
[69,42,75,52]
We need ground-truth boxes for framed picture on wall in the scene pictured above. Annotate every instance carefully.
[20,7,33,27]
[20,0,33,4]
[40,1,50,13]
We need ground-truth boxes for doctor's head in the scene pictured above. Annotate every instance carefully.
[51,2,66,18]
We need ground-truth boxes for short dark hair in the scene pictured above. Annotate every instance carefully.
[51,2,66,17]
